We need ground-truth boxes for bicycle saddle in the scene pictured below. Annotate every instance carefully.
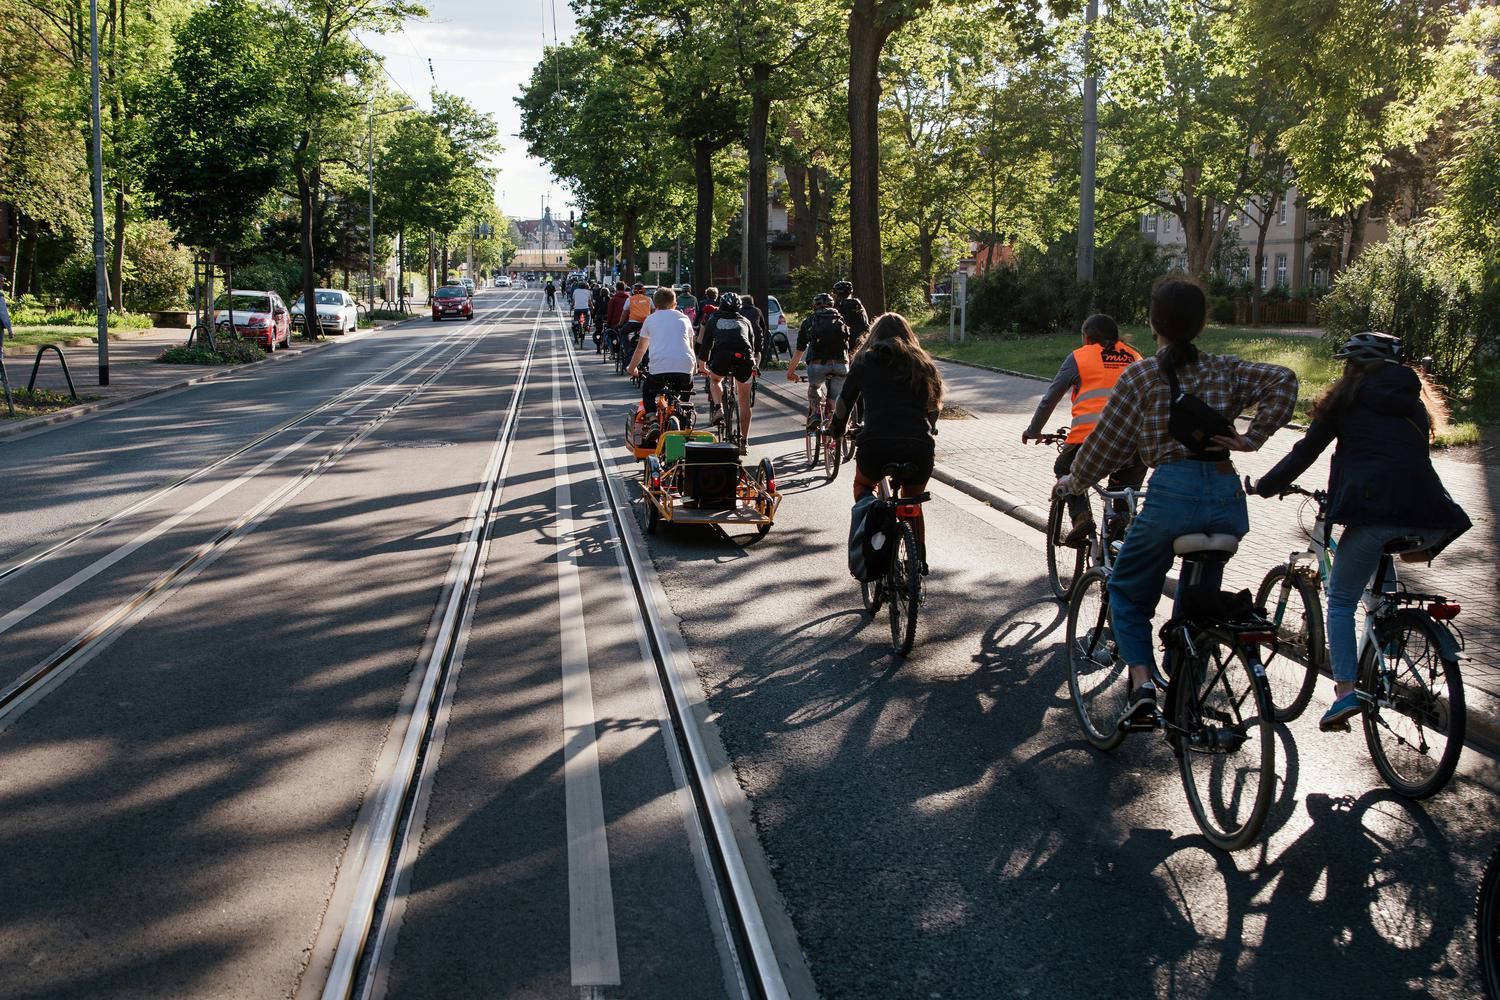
[1172,533,1240,558]
[881,462,918,481]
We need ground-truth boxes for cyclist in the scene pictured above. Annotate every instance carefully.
[702,291,757,454]
[544,277,556,309]
[832,279,871,351]
[570,280,593,338]
[694,287,719,344]
[786,292,852,430]
[591,280,610,348]
[628,287,697,411]
[1250,332,1471,731]
[1023,314,1145,546]
[738,294,769,365]
[621,282,653,360]
[827,312,943,561]
[676,284,698,322]
[605,280,630,355]
[1054,277,1298,727]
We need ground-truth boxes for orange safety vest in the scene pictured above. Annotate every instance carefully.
[1067,341,1142,444]
[626,293,652,322]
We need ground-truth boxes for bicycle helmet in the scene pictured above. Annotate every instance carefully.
[1334,331,1403,365]
[832,280,853,296]
[717,291,741,312]
[813,292,834,307]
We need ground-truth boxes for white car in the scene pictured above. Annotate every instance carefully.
[290,289,360,336]
[766,295,790,356]
[495,275,512,288]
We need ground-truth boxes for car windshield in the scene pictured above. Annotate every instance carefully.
[215,294,269,312]
[435,286,466,298]
[315,291,343,305]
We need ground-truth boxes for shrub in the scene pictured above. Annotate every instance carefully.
[1093,231,1173,324]
[1320,221,1499,391]
[123,219,193,311]
[229,253,302,301]
[157,336,265,365]
[966,240,1088,337]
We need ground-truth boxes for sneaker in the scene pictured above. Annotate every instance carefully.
[1319,690,1363,732]
[806,416,820,432]
[1062,515,1095,548]
[1118,683,1158,730]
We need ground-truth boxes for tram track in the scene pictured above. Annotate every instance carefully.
[0,296,526,732]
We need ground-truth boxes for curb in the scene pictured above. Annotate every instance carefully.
[0,320,415,444]
[929,354,1050,383]
[762,370,1500,759]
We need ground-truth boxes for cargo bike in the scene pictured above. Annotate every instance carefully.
[624,386,781,538]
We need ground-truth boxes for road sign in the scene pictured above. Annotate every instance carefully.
[648,251,668,273]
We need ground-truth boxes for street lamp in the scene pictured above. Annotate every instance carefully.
[368,102,418,315]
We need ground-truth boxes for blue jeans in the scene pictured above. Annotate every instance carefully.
[1107,460,1249,671]
[1325,524,1440,683]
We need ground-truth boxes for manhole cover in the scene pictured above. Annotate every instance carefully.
[379,439,455,449]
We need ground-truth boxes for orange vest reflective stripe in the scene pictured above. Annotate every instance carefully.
[1067,341,1142,444]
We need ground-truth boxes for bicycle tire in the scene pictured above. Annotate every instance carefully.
[1046,493,1087,601]
[1360,609,1465,799]
[887,520,920,656]
[862,577,884,616]
[721,383,738,449]
[1066,568,1127,751]
[823,429,841,481]
[1254,564,1323,722]
[1176,632,1275,851]
[804,414,818,469]
[1478,840,1500,1000]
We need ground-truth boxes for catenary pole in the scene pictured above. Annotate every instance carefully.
[1076,0,1099,299]
[89,0,109,385]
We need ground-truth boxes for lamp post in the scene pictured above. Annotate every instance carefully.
[368,102,417,314]
[1076,0,1099,298]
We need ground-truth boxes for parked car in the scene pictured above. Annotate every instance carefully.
[290,289,359,336]
[460,277,475,296]
[495,274,512,288]
[213,290,292,351]
[766,294,790,355]
[431,285,474,321]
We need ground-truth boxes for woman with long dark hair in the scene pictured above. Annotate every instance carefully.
[829,312,944,552]
[1056,277,1299,726]
[1253,332,1471,730]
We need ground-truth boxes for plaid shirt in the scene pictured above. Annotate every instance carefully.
[1066,350,1298,491]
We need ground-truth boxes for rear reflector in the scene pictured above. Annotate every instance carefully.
[767,479,777,492]
[1428,602,1461,620]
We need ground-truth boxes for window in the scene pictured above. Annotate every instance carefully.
[1278,197,1288,225]
[1164,214,1172,232]
[1275,253,1288,287]
[1144,214,1157,234]
[1259,259,1269,290]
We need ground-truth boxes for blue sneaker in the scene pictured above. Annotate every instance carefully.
[1320,691,1363,732]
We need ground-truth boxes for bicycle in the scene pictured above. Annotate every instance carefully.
[571,310,587,348]
[1035,427,1086,598]
[859,463,929,656]
[798,374,843,482]
[1479,839,1500,1000]
[1067,531,1277,851]
[1255,483,1466,798]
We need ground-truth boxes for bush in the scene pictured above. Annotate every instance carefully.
[157,336,265,365]
[1093,231,1173,324]
[123,219,193,311]
[1320,221,1499,391]
[1208,295,1237,325]
[366,308,414,322]
[966,240,1088,337]
[229,253,302,301]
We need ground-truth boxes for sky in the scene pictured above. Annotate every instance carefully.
[361,0,578,223]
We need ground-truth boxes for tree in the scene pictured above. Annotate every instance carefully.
[375,113,459,311]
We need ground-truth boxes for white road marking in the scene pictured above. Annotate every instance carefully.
[550,340,621,988]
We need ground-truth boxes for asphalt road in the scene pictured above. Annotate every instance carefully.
[1,288,1496,999]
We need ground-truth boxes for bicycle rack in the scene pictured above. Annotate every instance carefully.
[26,344,78,401]
[0,352,13,418]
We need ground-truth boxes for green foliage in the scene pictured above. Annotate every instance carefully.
[123,219,195,311]
[158,337,266,364]
[1092,230,1173,324]
[966,242,1088,337]
[1320,221,1498,391]
[232,253,303,301]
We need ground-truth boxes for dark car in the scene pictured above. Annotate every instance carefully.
[431,285,473,322]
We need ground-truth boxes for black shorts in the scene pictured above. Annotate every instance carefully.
[708,348,753,383]
[642,371,693,410]
[855,437,935,488]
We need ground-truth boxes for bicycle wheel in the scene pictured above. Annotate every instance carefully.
[1360,610,1465,799]
[861,577,884,615]
[1066,568,1127,751]
[1046,493,1087,601]
[1478,841,1500,1000]
[1175,632,1275,851]
[721,384,738,447]
[804,413,819,469]
[887,520,920,656]
[842,398,861,462]
[1254,564,1323,722]
[823,429,841,481]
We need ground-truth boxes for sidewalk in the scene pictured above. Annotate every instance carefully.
[764,359,1500,751]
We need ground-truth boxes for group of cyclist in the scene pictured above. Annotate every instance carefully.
[1026,278,1469,735]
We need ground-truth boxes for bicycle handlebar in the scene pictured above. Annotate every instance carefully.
[1029,426,1071,446]
[1249,478,1327,504]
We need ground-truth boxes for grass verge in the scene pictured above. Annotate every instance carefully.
[1,387,96,420]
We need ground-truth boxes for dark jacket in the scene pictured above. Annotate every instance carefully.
[832,345,939,445]
[797,307,851,361]
[1255,365,1470,555]
[738,302,767,355]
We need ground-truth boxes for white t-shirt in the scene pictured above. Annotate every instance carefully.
[572,287,592,310]
[638,310,696,375]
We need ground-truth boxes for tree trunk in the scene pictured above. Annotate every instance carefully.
[397,225,406,312]
[1251,214,1270,326]
[295,162,319,338]
[426,232,435,303]
[783,155,813,271]
[622,205,637,283]
[747,64,771,312]
[200,251,216,349]
[441,241,449,286]
[110,186,126,312]
[1343,202,1369,269]
[917,224,934,296]
[810,166,832,265]
[21,215,39,295]
[847,2,892,315]
[693,139,715,293]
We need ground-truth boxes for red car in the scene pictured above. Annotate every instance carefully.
[212,290,293,351]
[431,285,473,322]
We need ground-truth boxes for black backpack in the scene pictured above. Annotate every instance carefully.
[712,314,752,354]
[809,309,850,360]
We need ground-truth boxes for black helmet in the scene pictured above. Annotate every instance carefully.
[717,291,741,312]
[813,292,834,307]
[833,280,853,296]
[1334,331,1402,365]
